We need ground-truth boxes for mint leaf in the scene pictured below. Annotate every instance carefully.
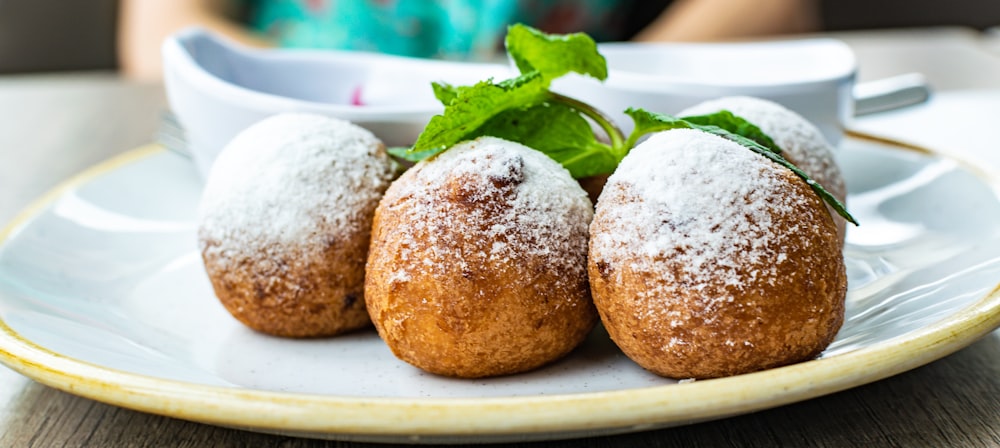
[680,110,781,154]
[505,23,608,82]
[411,72,548,155]
[431,82,459,106]
[626,108,782,157]
[625,108,858,225]
[624,109,696,149]
[469,102,618,178]
[624,108,761,152]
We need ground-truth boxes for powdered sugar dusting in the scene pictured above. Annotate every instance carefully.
[380,136,593,291]
[678,96,846,202]
[198,113,396,264]
[591,129,824,324]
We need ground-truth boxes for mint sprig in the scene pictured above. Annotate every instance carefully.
[401,24,856,225]
[404,24,622,177]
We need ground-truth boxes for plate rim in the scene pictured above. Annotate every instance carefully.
[1,141,999,440]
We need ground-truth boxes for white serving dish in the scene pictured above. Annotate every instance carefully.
[164,29,862,179]
[162,27,512,177]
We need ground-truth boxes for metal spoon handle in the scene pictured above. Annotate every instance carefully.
[853,73,932,116]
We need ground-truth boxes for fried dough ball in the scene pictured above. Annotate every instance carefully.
[366,136,596,378]
[199,113,396,337]
[589,129,846,379]
[679,96,848,241]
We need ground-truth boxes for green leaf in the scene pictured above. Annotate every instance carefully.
[505,23,607,82]
[469,102,618,178]
[625,108,858,225]
[411,72,548,153]
[626,108,782,157]
[431,82,459,106]
[680,110,781,154]
[623,109,697,150]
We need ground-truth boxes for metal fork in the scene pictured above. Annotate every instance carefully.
[156,111,191,158]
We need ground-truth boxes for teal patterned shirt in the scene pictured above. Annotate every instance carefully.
[247,0,634,60]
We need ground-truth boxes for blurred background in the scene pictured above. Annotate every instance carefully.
[0,0,118,73]
[1,0,1000,76]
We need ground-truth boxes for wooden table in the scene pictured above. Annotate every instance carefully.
[2,28,1000,447]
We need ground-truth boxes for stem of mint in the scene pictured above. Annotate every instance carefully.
[548,92,625,157]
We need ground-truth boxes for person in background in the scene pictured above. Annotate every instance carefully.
[118,0,819,80]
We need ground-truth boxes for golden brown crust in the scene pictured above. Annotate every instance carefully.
[365,138,597,378]
[589,132,846,379]
[201,226,373,338]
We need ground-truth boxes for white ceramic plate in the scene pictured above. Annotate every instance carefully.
[1,135,999,444]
